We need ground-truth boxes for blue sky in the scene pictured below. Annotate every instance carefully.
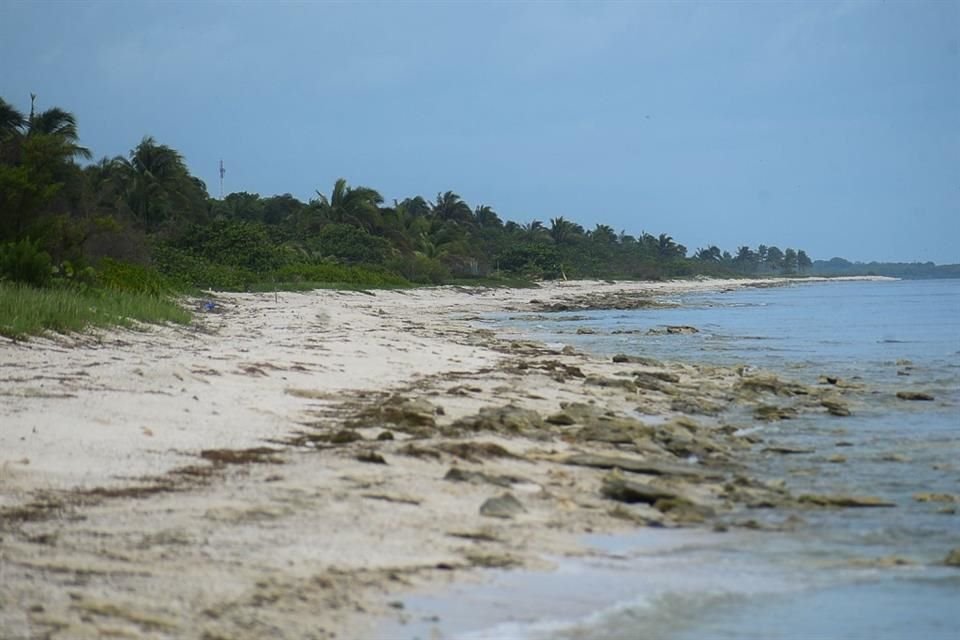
[2,0,957,263]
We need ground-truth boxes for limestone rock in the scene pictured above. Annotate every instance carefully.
[545,411,577,426]
[737,375,809,397]
[584,375,637,392]
[798,494,896,508]
[634,370,681,384]
[896,391,935,401]
[754,405,798,421]
[601,474,687,505]
[612,354,664,367]
[763,445,815,455]
[378,395,442,428]
[944,548,960,567]
[450,405,543,434]
[563,452,711,479]
[821,397,852,417]
[648,325,699,335]
[913,493,957,503]
[671,396,723,416]
[330,429,363,444]
[632,373,671,393]
[445,467,530,488]
[479,493,526,519]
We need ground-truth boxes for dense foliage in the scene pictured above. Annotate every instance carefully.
[6,94,921,299]
[810,258,960,280]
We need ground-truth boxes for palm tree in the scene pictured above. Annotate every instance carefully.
[381,198,430,252]
[656,233,684,259]
[114,136,193,232]
[590,224,617,245]
[520,220,547,242]
[314,178,384,233]
[733,246,758,273]
[549,216,577,245]
[764,246,784,272]
[26,96,91,159]
[0,97,26,140]
[474,204,502,229]
[399,195,431,218]
[432,191,473,224]
[694,246,722,262]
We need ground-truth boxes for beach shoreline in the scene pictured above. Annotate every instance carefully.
[0,276,899,639]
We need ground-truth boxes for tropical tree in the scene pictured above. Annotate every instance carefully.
[0,97,26,140]
[656,233,685,259]
[314,178,383,233]
[520,220,547,242]
[797,249,812,273]
[549,216,579,245]
[261,193,304,226]
[26,96,91,160]
[432,191,473,224]
[215,191,264,222]
[782,248,798,275]
[590,224,617,245]
[399,195,431,218]
[474,204,502,229]
[733,245,758,273]
[0,97,93,244]
[110,136,206,233]
[764,246,784,272]
[694,245,722,262]
[756,244,768,266]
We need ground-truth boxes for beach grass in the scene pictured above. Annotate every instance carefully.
[0,282,191,339]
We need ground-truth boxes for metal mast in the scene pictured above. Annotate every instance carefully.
[219,160,225,199]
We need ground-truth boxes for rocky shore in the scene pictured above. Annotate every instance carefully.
[0,278,951,639]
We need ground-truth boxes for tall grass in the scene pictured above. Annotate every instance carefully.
[0,283,191,339]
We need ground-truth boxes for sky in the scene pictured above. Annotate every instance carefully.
[1,0,958,263]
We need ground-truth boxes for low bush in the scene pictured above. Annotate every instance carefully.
[96,258,175,295]
[150,244,256,291]
[271,261,409,288]
[0,238,53,287]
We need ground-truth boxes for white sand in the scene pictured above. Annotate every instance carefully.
[0,277,866,638]
[1,278,795,496]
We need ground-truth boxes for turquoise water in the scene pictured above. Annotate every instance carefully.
[387,279,960,640]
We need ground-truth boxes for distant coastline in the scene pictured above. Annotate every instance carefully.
[810,258,960,279]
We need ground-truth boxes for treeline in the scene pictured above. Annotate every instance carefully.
[811,258,960,280]
[2,95,815,292]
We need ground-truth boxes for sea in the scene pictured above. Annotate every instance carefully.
[385,278,960,640]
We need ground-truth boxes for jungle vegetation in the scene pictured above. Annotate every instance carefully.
[0,96,820,290]
[16,95,942,335]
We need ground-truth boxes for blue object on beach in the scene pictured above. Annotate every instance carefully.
[201,300,216,312]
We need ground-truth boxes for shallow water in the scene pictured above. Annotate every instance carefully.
[386,279,960,640]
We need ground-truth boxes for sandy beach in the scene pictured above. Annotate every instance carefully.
[0,277,889,639]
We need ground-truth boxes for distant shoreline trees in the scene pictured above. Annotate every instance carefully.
[4,94,949,291]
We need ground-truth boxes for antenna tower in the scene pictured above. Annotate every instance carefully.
[219,160,225,199]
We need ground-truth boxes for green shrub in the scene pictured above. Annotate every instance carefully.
[385,254,450,284]
[150,244,256,291]
[271,261,409,288]
[316,224,392,264]
[97,258,175,295]
[0,238,53,287]
[169,220,293,273]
